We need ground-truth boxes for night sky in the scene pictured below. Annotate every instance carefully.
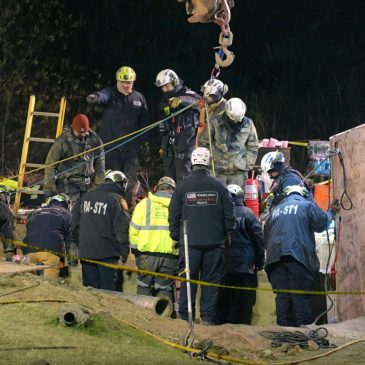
[63,0,364,141]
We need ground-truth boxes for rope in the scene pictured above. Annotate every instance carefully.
[9,101,198,182]
[205,104,216,176]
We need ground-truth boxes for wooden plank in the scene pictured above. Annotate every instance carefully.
[330,123,365,321]
[0,262,51,275]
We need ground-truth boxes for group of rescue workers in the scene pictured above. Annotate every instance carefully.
[0,65,339,327]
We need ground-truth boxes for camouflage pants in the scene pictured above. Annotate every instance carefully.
[135,254,178,300]
[215,170,248,190]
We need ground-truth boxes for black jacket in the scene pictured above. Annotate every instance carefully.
[159,84,200,152]
[0,201,15,252]
[76,183,130,260]
[23,202,72,255]
[169,168,235,247]
[224,196,265,274]
[95,85,150,152]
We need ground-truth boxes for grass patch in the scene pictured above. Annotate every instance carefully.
[0,302,197,365]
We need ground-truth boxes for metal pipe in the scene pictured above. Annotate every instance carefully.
[94,289,174,317]
[183,220,194,331]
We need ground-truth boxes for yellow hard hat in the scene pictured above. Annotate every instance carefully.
[116,66,136,82]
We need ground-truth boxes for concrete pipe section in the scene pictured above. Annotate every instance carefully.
[94,289,174,317]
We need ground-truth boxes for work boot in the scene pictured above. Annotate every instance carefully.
[201,317,216,326]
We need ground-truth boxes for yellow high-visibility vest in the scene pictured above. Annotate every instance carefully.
[129,192,177,255]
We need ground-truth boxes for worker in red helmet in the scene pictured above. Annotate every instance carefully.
[44,114,105,201]
[44,114,105,264]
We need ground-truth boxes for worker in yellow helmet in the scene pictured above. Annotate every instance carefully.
[129,176,177,302]
[87,66,150,207]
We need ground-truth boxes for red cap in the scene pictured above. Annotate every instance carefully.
[72,114,90,133]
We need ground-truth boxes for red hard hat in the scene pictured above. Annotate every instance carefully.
[72,114,90,133]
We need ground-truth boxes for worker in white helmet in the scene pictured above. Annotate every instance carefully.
[155,69,201,181]
[208,97,259,188]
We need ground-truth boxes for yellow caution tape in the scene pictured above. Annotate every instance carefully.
[288,141,308,147]
[4,235,365,296]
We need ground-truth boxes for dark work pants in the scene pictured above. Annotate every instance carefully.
[136,254,178,300]
[267,256,314,327]
[163,151,191,182]
[81,257,118,290]
[179,245,224,323]
[105,149,140,205]
[163,129,196,181]
[216,273,258,325]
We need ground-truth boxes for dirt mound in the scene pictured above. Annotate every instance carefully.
[1,274,365,364]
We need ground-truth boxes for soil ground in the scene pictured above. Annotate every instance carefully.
[1,271,365,365]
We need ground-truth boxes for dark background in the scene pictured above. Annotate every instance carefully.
[1,0,364,179]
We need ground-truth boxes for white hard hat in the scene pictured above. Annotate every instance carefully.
[105,170,128,191]
[225,98,247,122]
[260,151,285,174]
[191,147,211,167]
[284,185,308,197]
[227,184,244,197]
[155,69,179,88]
[47,193,71,210]
[157,176,176,190]
[201,79,228,99]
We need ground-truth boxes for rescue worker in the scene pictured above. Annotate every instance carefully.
[0,186,15,260]
[169,147,235,325]
[155,69,200,181]
[216,184,265,325]
[267,152,312,209]
[22,194,72,279]
[197,78,228,147]
[130,176,178,300]
[87,66,150,205]
[209,97,259,188]
[74,170,130,290]
[44,113,105,203]
[264,185,338,327]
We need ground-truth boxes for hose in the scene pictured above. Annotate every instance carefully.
[260,327,336,349]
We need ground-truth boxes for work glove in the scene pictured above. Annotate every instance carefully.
[159,148,164,158]
[86,93,98,104]
[329,199,341,214]
[197,97,206,109]
[172,240,179,250]
[169,97,182,109]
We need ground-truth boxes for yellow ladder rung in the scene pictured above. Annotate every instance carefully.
[28,137,55,143]
[25,163,45,168]
[32,111,59,117]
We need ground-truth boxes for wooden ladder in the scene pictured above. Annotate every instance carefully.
[14,95,67,216]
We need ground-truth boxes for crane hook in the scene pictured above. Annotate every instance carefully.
[215,46,235,68]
